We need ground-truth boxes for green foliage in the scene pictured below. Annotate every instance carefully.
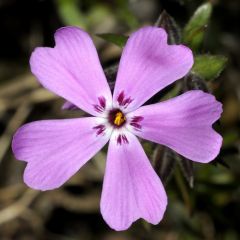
[55,0,113,31]
[55,0,87,28]
[155,10,181,44]
[115,0,139,29]
[97,33,128,48]
[223,130,239,147]
[183,3,212,50]
[192,55,228,81]
[87,5,111,28]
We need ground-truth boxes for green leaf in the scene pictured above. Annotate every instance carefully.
[87,5,112,27]
[178,156,194,188]
[97,33,128,48]
[55,0,87,28]
[152,146,176,185]
[183,73,209,91]
[116,0,139,29]
[192,55,228,81]
[223,130,239,147]
[104,64,118,90]
[183,3,212,50]
[155,10,181,44]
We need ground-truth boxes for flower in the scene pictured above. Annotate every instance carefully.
[12,26,222,231]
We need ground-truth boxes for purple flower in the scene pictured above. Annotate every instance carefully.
[12,26,222,231]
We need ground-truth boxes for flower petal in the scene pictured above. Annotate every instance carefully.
[127,90,222,163]
[101,131,167,231]
[12,117,111,190]
[113,26,193,112]
[30,26,112,116]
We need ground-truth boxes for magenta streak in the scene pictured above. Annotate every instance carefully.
[122,135,129,144]
[93,124,105,136]
[117,91,133,108]
[130,116,144,130]
[117,91,124,105]
[93,96,106,113]
[98,96,106,109]
[130,122,142,129]
[117,134,129,145]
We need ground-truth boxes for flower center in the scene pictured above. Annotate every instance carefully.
[114,112,125,126]
[108,109,126,128]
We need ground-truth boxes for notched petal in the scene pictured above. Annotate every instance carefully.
[12,117,110,190]
[30,26,112,116]
[113,26,193,112]
[129,90,223,163]
[101,132,167,230]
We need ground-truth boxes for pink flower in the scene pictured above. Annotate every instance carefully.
[12,26,222,231]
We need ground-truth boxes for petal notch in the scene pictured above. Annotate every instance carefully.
[113,26,193,112]
[30,27,112,116]
[129,90,222,163]
[12,117,110,190]
[101,132,167,230]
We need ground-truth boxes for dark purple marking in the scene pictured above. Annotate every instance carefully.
[122,135,129,144]
[117,134,129,145]
[130,116,144,130]
[117,91,124,105]
[93,96,106,113]
[132,116,144,122]
[93,124,105,136]
[117,91,133,108]
[98,96,106,109]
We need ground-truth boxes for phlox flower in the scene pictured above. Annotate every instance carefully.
[12,26,222,231]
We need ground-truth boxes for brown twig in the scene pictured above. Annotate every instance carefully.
[0,188,39,225]
[0,102,32,163]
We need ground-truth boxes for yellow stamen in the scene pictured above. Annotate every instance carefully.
[114,112,126,126]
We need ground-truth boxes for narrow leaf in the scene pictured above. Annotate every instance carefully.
[97,33,128,48]
[178,156,194,188]
[211,157,230,169]
[183,3,212,50]
[155,10,181,44]
[152,145,176,185]
[104,64,118,90]
[183,73,209,92]
[174,166,193,214]
[192,55,227,81]
[56,0,87,28]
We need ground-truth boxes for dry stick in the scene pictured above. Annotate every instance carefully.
[0,101,32,164]
[45,190,100,213]
[0,184,25,203]
[174,166,192,215]
[0,188,39,225]
[0,74,38,98]
[0,88,57,113]
[20,208,44,232]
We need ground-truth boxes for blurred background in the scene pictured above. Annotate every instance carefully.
[0,0,239,239]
